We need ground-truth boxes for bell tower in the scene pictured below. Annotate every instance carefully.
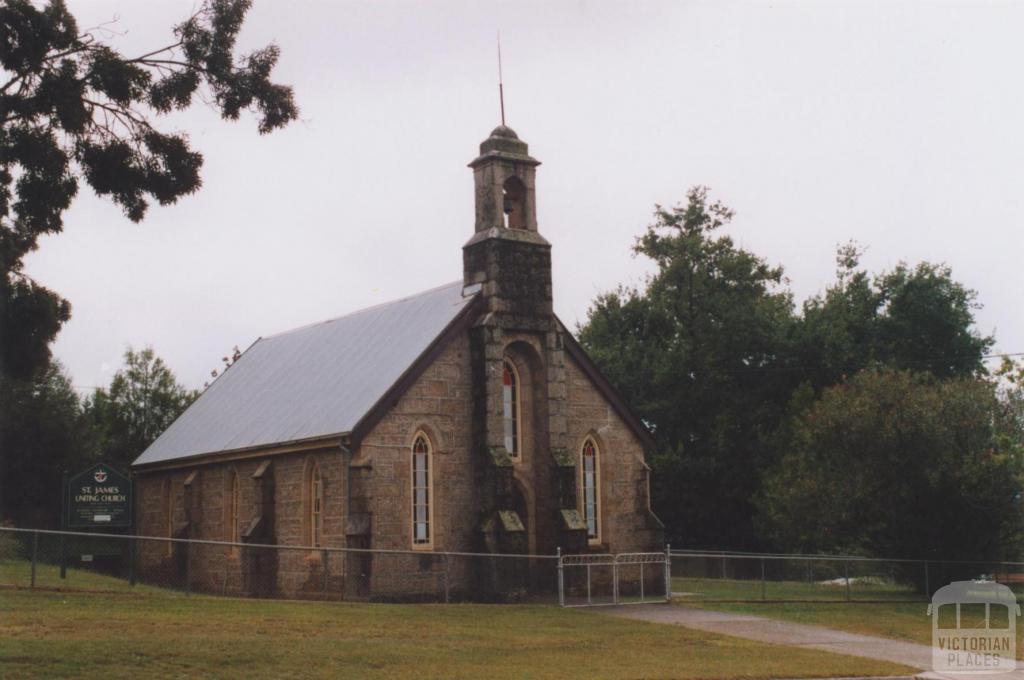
[465,125,579,566]
[463,125,551,321]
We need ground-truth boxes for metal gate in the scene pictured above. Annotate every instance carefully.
[557,547,670,607]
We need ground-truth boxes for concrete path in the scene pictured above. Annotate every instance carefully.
[604,604,1023,680]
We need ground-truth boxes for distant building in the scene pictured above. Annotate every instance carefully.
[132,126,663,600]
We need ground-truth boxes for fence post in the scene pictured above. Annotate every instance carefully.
[556,547,564,607]
[721,551,727,580]
[322,549,329,594]
[613,559,619,604]
[128,535,136,587]
[760,557,766,601]
[443,553,450,604]
[185,540,191,596]
[844,560,851,601]
[586,563,592,605]
[664,543,671,603]
[31,531,38,589]
[60,469,67,580]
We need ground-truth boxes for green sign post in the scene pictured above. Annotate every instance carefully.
[66,463,132,528]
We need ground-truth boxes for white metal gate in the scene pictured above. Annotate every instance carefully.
[557,548,670,607]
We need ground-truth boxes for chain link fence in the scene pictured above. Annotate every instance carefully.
[0,527,560,604]
[8,528,1019,607]
[670,550,1024,603]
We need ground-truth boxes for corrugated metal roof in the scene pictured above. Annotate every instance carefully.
[133,281,477,467]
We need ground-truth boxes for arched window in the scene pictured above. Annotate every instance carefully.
[581,438,601,545]
[165,478,174,557]
[228,469,240,544]
[502,360,521,459]
[309,463,323,548]
[411,433,432,547]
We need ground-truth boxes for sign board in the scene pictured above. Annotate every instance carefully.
[67,463,132,528]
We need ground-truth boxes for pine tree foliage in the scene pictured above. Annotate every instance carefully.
[0,0,297,380]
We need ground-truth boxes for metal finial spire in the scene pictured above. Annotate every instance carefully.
[497,31,506,126]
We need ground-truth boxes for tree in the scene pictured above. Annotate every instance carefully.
[82,346,196,471]
[0,0,295,521]
[0,359,90,527]
[793,243,993,390]
[578,190,999,551]
[578,186,797,548]
[0,0,298,380]
[757,368,1024,578]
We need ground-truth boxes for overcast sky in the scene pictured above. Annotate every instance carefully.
[25,0,1024,392]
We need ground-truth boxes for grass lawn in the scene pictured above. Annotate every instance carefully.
[682,600,1024,661]
[0,590,918,679]
[0,558,163,594]
[672,576,921,602]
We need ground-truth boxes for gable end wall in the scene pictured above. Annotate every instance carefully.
[564,352,661,553]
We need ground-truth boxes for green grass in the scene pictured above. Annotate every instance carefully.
[0,558,163,594]
[672,573,1024,659]
[0,590,918,679]
[672,576,920,602]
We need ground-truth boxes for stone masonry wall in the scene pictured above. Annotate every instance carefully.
[357,332,475,598]
[134,446,347,598]
[564,354,662,554]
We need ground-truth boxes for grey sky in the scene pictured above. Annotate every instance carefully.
[25,0,1024,391]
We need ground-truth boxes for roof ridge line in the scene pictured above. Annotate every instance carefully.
[261,280,464,340]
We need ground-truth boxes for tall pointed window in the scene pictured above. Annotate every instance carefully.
[228,470,240,544]
[310,463,323,548]
[502,360,521,459]
[581,438,601,545]
[411,433,432,547]
[165,479,175,557]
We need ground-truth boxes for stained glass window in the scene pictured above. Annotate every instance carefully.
[503,360,520,458]
[230,470,240,544]
[412,434,431,546]
[166,480,174,557]
[310,464,323,548]
[582,438,600,543]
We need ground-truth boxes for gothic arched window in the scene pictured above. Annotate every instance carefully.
[164,478,175,557]
[411,433,433,548]
[228,469,240,544]
[581,438,601,545]
[503,360,521,459]
[309,463,323,548]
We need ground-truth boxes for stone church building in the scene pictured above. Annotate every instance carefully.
[132,126,663,600]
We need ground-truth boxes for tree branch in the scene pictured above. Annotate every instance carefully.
[129,41,185,64]
[83,99,154,134]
